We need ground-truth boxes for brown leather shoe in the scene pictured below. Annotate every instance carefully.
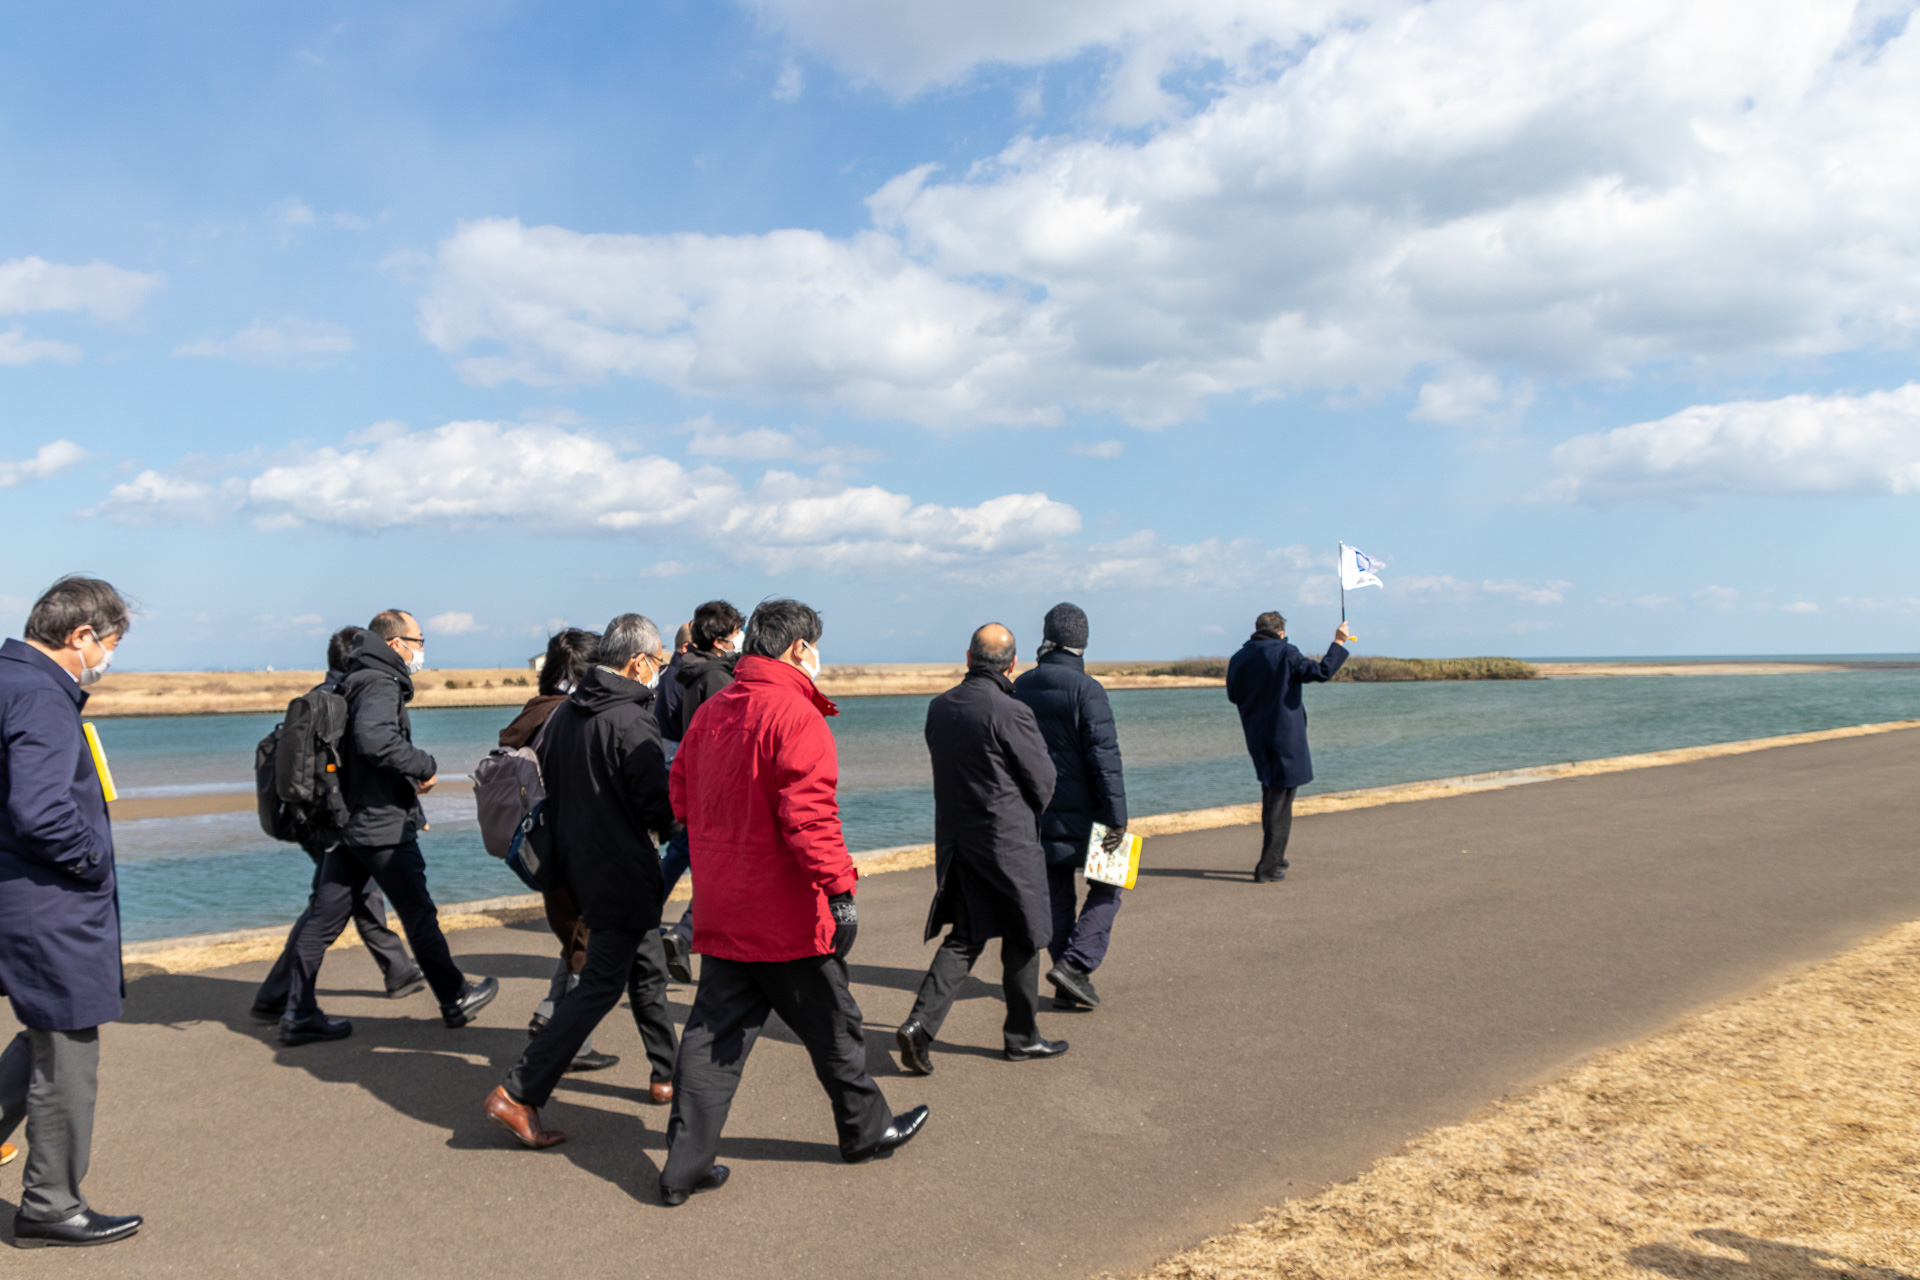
[648,1081,674,1105]
[484,1085,567,1148]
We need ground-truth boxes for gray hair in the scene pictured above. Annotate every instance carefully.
[597,613,664,669]
[25,576,132,647]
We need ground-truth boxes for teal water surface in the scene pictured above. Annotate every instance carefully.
[104,670,1920,941]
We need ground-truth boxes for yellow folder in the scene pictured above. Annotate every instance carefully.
[82,722,117,804]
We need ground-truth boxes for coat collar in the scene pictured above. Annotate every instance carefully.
[734,653,838,717]
[0,637,86,709]
[1036,648,1084,673]
[345,630,416,699]
[964,663,1017,696]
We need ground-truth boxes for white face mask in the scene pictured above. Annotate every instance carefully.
[799,641,821,681]
[404,643,426,675]
[76,631,114,687]
[725,630,744,653]
[643,660,663,690]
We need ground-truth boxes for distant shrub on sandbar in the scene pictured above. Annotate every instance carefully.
[1334,656,1538,682]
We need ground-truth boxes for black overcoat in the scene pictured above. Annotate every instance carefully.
[0,638,123,1030]
[541,665,675,933]
[1011,649,1127,866]
[923,666,1057,949]
[338,631,438,847]
[1225,635,1347,790]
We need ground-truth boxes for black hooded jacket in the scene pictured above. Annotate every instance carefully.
[339,631,438,847]
[922,665,1057,949]
[539,665,676,933]
[1012,648,1128,866]
[666,647,736,741]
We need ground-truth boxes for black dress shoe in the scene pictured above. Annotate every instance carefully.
[385,969,428,999]
[845,1104,930,1163]
[1252,870,1285,883]
[279,1011,352,1046]
[895,1019,934,1075]
[1052,993,1095,1012]
[527,1013,548,1039]
[1045,962,1100,1007]
[12,1208,143,1248]
[660,1164,730,1207]
[565,1049,620,1073]
[1004,1036,1069,1062]
[660,929,695,984]
[442,975,499,1028]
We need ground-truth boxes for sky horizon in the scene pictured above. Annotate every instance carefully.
[5,2,1918,667]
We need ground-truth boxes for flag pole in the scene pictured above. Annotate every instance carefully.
[1338,542,1347,625]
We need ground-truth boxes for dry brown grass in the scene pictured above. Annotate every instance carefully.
[1123,920,1920,1280]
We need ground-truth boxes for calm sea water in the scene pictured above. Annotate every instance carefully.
[103,669,1920,941]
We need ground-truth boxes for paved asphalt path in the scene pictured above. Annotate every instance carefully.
[5,729,1919,1277]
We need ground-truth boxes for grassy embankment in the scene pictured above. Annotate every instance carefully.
[1093,656,1539,681]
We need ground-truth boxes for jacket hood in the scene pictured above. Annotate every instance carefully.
[1248,630,1284,644]
[676,647,737,690]
[569,663,654,715]
[1035,648,1085,673]
[346,629,415,696]
[733,653,838,717]
[500,693,566,747]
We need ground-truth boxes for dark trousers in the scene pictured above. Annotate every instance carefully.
[504,927,677,1107]
[659,829,694,943]
[0,1027,97,1223]
[256,849,415,1011]
[1045,862,1123,972]
[907,909,1041,1049]
[662,954,890,1191]
[284,838,466,1015]
[1257,785,1297,878]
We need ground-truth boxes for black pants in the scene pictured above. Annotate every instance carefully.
[907,908,1041,1049]
[662,954,891,1192]
[284,838,466,1015]
[256,849,415,1011]
[1046,862,1123,973]
[1257,785,1297,878]
[504,927,677,1107]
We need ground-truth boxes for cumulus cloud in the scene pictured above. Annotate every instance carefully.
[88,420,1081,576]
[427,611,483,635]
[0,256,161,322]
[0,329,81,366]
[425,1,1920,427]
[682,417,879,463]
[0,440,86,489]
[174,318,356,369]
[1549,384,1920,504]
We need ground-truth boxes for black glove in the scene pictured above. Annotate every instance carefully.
[1101,825,1126,853]
[828,892,858,959]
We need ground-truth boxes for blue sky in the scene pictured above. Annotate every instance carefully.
[4,0,1918,668]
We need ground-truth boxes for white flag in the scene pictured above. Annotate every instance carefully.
[1339,544,1384,591]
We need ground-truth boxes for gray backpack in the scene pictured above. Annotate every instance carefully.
[472,709,556,891]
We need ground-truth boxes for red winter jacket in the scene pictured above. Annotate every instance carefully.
[669,654,858,962]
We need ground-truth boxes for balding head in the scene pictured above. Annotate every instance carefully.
[968,623,1016,672]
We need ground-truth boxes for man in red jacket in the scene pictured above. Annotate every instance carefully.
[660,599,928,1206]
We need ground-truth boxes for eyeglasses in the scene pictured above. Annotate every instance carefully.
[397,636,425,645]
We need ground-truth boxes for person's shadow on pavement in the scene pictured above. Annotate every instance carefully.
[1627,1229,1916,1280]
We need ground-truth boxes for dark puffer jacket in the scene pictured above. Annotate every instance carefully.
[666,648,736,741]
[540,665,675,933]
[1012,648,1127,866]
[339,631,437,847]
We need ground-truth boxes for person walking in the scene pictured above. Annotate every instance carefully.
[897,623,1066,1075]
[1011,603,1128,1012]
[657,599,745,984]
[0,575,143,1247]
[653,621,694,756]
[1225,611,1351,883]
[277,611,497,1045]
[658,599,927,1205]
[506,628,619,1072]
[483,616,683,1148]
[250,627,422,1020]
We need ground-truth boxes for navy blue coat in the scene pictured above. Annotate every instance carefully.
[0,638,123,1030]
[1012,650,1127,866]
[338,632,437,848]
[1226,635,1348,790]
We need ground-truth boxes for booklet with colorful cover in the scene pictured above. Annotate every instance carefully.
[1085,822,1141,889]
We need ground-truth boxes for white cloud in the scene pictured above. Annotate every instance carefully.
[1550,384,1920,504]
[88,420,1081,576]
[174,318,355,369]
[428,2,1920,427]
[1693,585,1739,610]
[1782,601,1822,614]
[773,59,805,101]
[427,611,483,635]
[0,440,86,489]
[0,256,162,322]
[1400,574,1570,605]
[1072,440,1125,458]
[0,329,81,366]
[1483,578,1571,606]
[1409,372,1534,426]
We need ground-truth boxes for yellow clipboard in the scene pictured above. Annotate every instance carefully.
[82,722,117,804]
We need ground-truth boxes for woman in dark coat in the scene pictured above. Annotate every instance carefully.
[897,624,1063,1074]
